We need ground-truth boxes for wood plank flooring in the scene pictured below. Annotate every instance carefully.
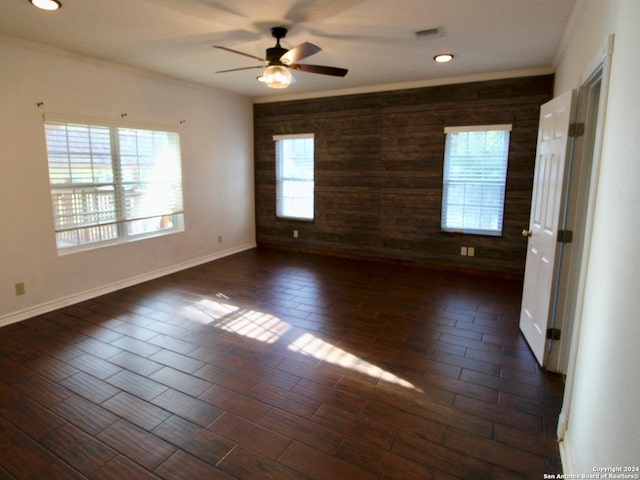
[0,248,564,479]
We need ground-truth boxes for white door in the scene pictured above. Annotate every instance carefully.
[520,90,576,366]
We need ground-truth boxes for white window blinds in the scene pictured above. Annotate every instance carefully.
[274,134,315,220]
[441,125,511,236]
[44,119,184,251]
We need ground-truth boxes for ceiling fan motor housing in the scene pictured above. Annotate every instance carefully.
[267,27,289,66]
[266,46,288,65]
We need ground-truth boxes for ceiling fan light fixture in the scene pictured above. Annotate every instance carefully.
[29,0,62,10]
[258,65,292,89]
[434,53,454,63]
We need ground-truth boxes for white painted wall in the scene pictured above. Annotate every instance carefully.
[554,0,640,472]
[0,37,255,325]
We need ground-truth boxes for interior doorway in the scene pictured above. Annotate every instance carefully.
[520,35,613,376]
[557,35,615,459]
[546,68,603,373]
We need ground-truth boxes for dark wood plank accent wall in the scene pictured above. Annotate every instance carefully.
[254,75,554,275]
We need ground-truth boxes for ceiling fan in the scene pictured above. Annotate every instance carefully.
[214,26,348,89]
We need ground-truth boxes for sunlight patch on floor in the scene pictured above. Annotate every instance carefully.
[184,298,290,344]
[213,309,291,344]
[288,332,421,391]
[184,295,420,391]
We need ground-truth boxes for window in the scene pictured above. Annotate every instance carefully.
[441,125,511,236]
[274,133,315,220]
[44,116,184,252]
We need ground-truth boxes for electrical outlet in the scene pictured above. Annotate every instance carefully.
[460,246,467,256]
[15,282,25,296]
[293,230,299,239]
[467,247,475,257]
[217,235,223,243]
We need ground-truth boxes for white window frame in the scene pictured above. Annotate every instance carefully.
[43,115,185,254]
[441,124,512,236]
[274,133,315,221]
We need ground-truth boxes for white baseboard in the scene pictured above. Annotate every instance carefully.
[0,243,256,328]
[559,430,576,475]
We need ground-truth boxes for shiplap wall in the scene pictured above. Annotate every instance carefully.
[254,75,553,275]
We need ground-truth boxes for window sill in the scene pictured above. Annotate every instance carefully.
[56,226,184,256]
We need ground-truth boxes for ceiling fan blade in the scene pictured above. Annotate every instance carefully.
[280,42,321,65]
[213,45,265,63]
[291,64,348,77]
[216,66,263,74]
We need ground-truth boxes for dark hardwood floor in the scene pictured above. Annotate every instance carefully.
[0,248,564,479]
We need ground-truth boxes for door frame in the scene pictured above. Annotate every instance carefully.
[557,34,614,446]
[546,73,600,372]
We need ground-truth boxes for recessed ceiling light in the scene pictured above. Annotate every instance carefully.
[434,53,454,63]
[29,0,62,11]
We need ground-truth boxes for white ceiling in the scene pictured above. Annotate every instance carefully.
[0,0,575,101]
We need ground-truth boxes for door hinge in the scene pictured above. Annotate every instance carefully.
[557,230,573,243]
[546,328,562,340]
[568,122,585,137]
